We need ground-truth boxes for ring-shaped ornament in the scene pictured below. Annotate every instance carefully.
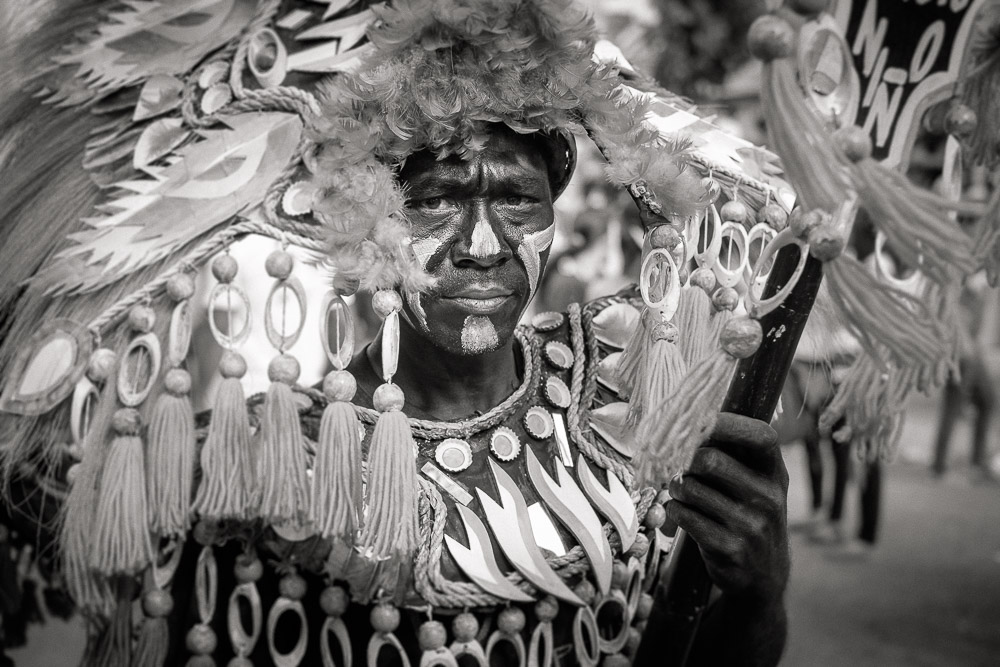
[367,632,411,667]
[208,282,252,349]
[247,27,288,88]
[712,222,749,289]
[693,204,722,268]
[268,598,309,667]
[319,615,353,667]
[873,231,924,293]
[485,631,526,667]
[70,377,98,447]
[744,223,777,285]
[572,605,600,667]
[152,539,184,590]
[625,558,644,618]
[745,229,810,319]
[528,622,554,667]
[593,590,631,655]
[643,529,665,593]
[116,333,162,407]
[639,248,681,321]
[265,277,307,351]
[320,292,355,371]
[195,546,218,624]
[797,19,861,126]
[167,300,193,367]
[228,582,263,657]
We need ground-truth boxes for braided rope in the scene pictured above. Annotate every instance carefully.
[566,304,635,488]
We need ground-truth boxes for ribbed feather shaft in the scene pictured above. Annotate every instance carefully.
[637,348,738,486]
[145,390,195,537]
[358,408,420,558]
[192,377,255,520]
[257,381,311,524]
[311,400,363,540]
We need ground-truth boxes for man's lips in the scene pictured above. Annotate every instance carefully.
[440,285,514,314]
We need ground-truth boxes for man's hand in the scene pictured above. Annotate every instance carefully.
[665,411,790,603]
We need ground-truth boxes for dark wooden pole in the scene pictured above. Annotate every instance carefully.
[634,245,824,666]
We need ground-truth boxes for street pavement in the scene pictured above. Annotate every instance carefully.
[7,395,1000,666]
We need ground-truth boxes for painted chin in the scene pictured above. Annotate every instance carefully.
[461,316,500,354]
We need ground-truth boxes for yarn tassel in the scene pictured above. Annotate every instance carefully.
[615,308,653,400]
[311,371,363,540]
[146,369,195,538]
[133,614,168,667]
[673,284,714,367]
[627,324,686,427]
[359,385,420,559]
[257,354,311,524]
[637,316,762,486]
[90,577,135,667]
[193,352,255,520]
[90,408,150,576]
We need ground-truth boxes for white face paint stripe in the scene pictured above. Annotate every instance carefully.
[517,224,556,301]
[469,218,502,259]
[404,290,429,332]
[410,236,445,270]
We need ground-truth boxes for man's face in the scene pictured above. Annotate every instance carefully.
[399,129,556,356]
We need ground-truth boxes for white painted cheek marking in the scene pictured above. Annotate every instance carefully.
[405,236,444,332]
[461,316,499,354]
[469,218,502,259]
[405,290,429,332]
[516,224,556,301]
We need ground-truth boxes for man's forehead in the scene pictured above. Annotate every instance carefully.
[401,131,551,189]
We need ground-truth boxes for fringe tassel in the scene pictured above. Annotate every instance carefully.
[825,256,946,388]
[133,615,168,667]
[257,357,311,524]
[616,308,653,400]
[359,388,420,559]
[90,577,135,667]
[90,408,150,576]
[637,348,738,486]
[311,371,363,540]
[673,285,713,367]
[146,369,195,538]
[193,352,255,521]
[628,332,686,428]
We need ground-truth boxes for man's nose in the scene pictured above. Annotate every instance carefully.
[452,200,511,267]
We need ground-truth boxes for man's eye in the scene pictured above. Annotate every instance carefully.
[502,195,532,207]
[418,197,445,210]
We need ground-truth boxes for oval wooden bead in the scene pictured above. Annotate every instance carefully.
[321,292,355,371]
[70,377,98,447]
[167,300,193,367]
[319,615,352,667]
[228,582,262,657]
[195,546,218,625]
[116,333,161,407]
[381,310,400,380]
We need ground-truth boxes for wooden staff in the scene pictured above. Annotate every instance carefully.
[635,246,825,666]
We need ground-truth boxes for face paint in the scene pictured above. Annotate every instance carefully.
[469,218,502,259]
[461,315,500,354]
[516,224,555,301]
[406,236,447,332]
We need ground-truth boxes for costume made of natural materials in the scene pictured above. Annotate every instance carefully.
[161,294,669,666]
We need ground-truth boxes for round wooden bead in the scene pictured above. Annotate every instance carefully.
[452,612,479,642]
[219,350,247,379]
[128,305,156,333]
[648,225,681,250]
[757,203,788,231]
[66,463,81,485]
[323,370,357,402]
[186,623,218,655]
[189,657,215,667]
[808,226,846,262]
[166,272,196,302]
[626,628,642,657]
[945,104,977,137]
[233,554,263,583]
[164,368,191,396]
[111,408,141,436]
[747,14,795,61]
[573,580,597,605]
[279,573,307,601]
[689,266,717,293]
[720,317,763,359]
[320,585,349,617]
[143,589,174,618]
[535,596,559,622]
[789,209,824,238]
[833,125,872,162]
[267,353,300,384]
[635,593,654,621]
[373,383,405,412]
[265,250,294,280]
[651,322,678,343]
[628,533,650,558]
[418,620,448,651]
[644,504,667,530]
[719,200,747,223]
[611,562,630,590]
[372,290,403,318]
[497,607,526,634]
[193,520,220,547]
[370,603,401,633]
[86,348,118,383]
[712,286,739,311]
[212,254,238,283]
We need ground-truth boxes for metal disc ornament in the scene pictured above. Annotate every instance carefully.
[489,427,521,462]
[523,407,555,440]
[435,438,474,472]
[543,341,573,370]
[544,376,571,410]
[531,311,565,332]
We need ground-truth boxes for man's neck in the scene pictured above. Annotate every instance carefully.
[365,323,522,421]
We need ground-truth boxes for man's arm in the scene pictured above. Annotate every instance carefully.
[663,412,791,666]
